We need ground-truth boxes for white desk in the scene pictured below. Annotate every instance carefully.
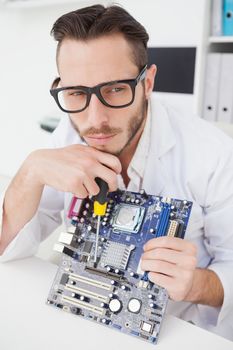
[0,257,232,350]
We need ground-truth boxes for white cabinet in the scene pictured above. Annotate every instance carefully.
[199,0,233,124]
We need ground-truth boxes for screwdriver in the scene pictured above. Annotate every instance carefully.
[93,177,109,263]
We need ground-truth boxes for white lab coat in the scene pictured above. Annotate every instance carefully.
[1,97,233,340]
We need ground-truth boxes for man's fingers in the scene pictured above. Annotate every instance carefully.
[92,148,122,174]
[143,236,197,255]
[147,272,173,290]
[94,163,118,192]
[141,259,178,277]
[73,185,88,199]
[141,248,197,269]
[83,177,100,196]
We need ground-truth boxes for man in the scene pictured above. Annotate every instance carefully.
[0,4,233,340]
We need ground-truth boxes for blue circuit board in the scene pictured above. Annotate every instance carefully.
[47,189,192,344]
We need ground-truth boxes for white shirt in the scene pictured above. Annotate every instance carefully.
[1,97,233,340]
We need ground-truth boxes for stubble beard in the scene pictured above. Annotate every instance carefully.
[115,97,148,156]
[69,97,148,156]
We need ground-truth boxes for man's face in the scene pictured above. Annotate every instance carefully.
[57,34,152,155]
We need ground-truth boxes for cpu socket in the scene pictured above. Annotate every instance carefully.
[112,204,145,233]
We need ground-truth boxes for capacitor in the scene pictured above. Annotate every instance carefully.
[80,295,89,302]
[128,298,142,313]
[100,302,108,308]
[101,318,110,325]
[121,285,129,291]
[149,302,161,309]
[114,269,123,276]
[130,272,139,278]
[109,298,122,314]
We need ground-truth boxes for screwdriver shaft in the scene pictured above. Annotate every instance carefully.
[94,215,101,263]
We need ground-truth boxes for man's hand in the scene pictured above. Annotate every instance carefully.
[141,236,197,301]
[31,145,122,198]
[1,145,121,253]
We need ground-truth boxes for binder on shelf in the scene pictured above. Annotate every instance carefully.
[223,0,233,35]
[217,53,233,123]
[202,53,221,121]
[211,0,223,36]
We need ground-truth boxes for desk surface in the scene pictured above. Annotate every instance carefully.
[0,257,232,350]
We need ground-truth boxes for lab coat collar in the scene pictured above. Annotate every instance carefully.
[149,97,176,158]
[142,98,177,196]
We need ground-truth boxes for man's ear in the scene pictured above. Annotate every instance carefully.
[145,64,157,99]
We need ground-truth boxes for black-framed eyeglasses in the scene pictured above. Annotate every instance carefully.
[50,65,147,113]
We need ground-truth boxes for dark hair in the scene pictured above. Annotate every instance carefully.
[51,4,149,70]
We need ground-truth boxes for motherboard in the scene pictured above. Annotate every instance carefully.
[47,189,192,344]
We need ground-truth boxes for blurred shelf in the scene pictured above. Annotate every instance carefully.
[209,36,233,43]
[39,116,60,133]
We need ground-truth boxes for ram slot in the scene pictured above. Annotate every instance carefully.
[65,284,109,303]
[69,273,112,291]
[61,295,104,315]
[157,204,171,237]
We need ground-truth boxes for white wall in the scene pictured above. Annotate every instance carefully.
[0,0,206,177]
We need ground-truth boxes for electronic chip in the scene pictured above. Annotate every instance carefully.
[141,321,154,334]
[112,204,145,233]
[100,241,135,270]
[83,241,93,255]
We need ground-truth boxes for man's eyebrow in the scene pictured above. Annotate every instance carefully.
[51,77,61,89]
